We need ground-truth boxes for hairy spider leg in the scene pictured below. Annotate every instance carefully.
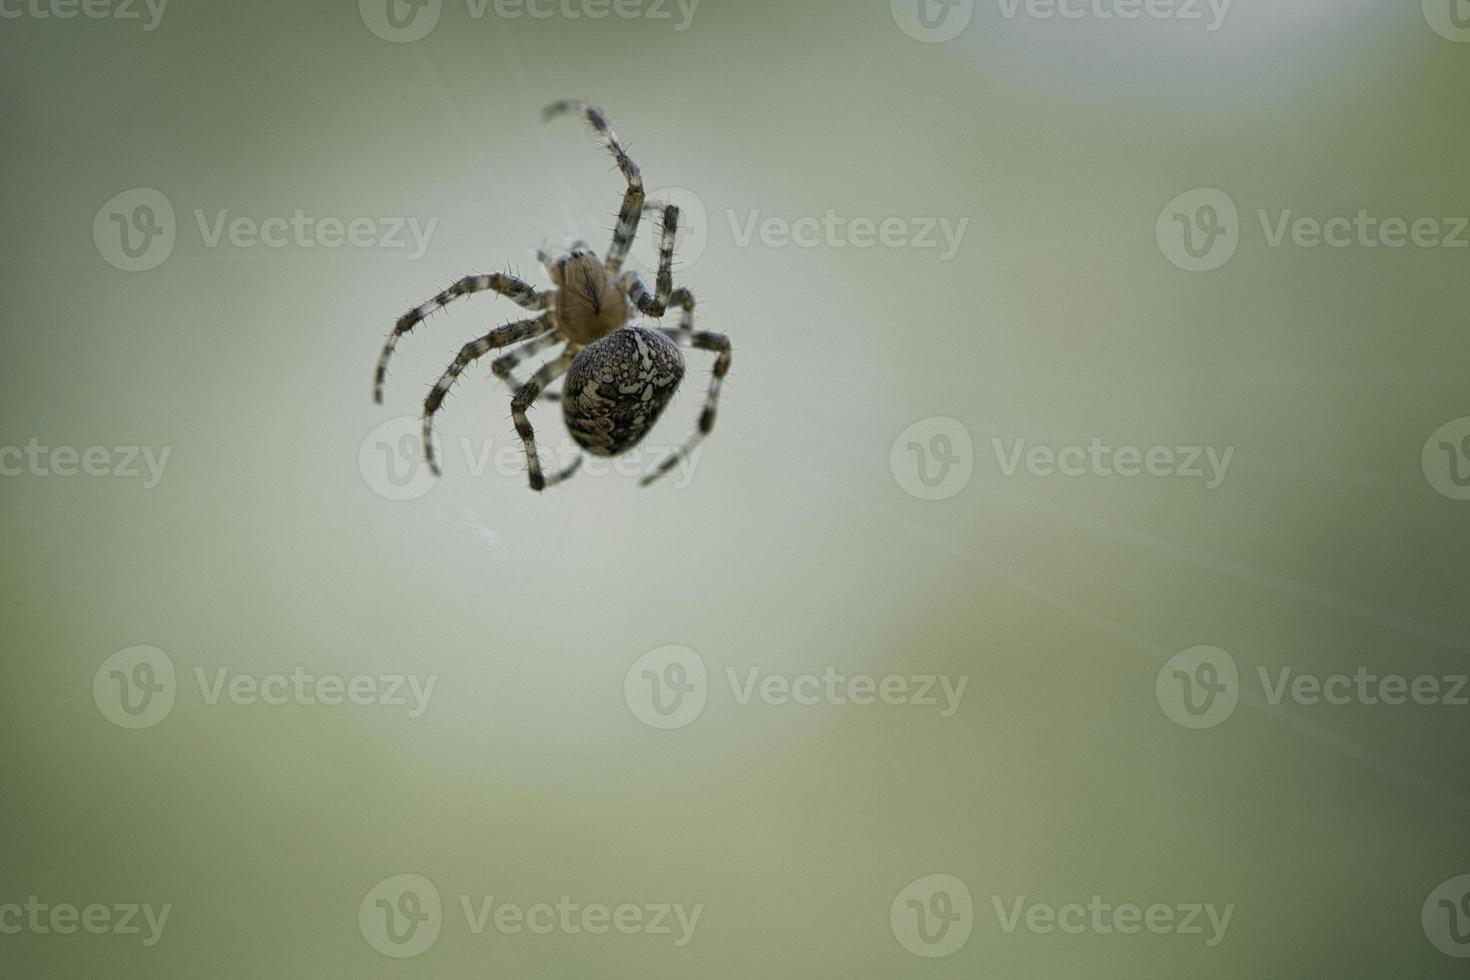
[420,317,551,476]
[375,272,548,402]
[544,100,644,275]
[641,329,731,487]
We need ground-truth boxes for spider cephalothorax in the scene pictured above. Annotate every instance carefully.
[371,100,730,490]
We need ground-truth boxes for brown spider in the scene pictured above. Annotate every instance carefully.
[372,100,731,490]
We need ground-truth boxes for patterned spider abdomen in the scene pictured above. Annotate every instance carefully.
[562,326,684,456]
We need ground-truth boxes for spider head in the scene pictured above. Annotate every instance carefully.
[544,241,598,287]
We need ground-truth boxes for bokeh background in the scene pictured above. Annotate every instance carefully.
[2,0,1469,976]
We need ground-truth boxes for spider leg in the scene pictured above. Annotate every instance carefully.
[641,329,731,487]
[492,333,565,401]
[649,203,677,309]
[626,274,697,334]
[512,352,582,492]
[543,100,644,275]
[421,317,550,477]
[620,203,683,315]
[666,288,697,334]
[374,273,548,403]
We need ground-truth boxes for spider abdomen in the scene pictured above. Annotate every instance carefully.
[562,326,684,457]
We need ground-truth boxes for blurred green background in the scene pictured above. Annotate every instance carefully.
[2,0,1468,976]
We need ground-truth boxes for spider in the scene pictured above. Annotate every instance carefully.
[371,100,731,491]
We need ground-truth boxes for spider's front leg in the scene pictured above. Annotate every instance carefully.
[641,329,732,487]
[512,353,583,492]
[374,272,551,403]
[421,317,550,477]
[543,100,644,275]
[622,203,690,320]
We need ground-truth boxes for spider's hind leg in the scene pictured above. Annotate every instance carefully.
[543,101,644,275]
[512,352,583,492]
[641,328,731,487]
